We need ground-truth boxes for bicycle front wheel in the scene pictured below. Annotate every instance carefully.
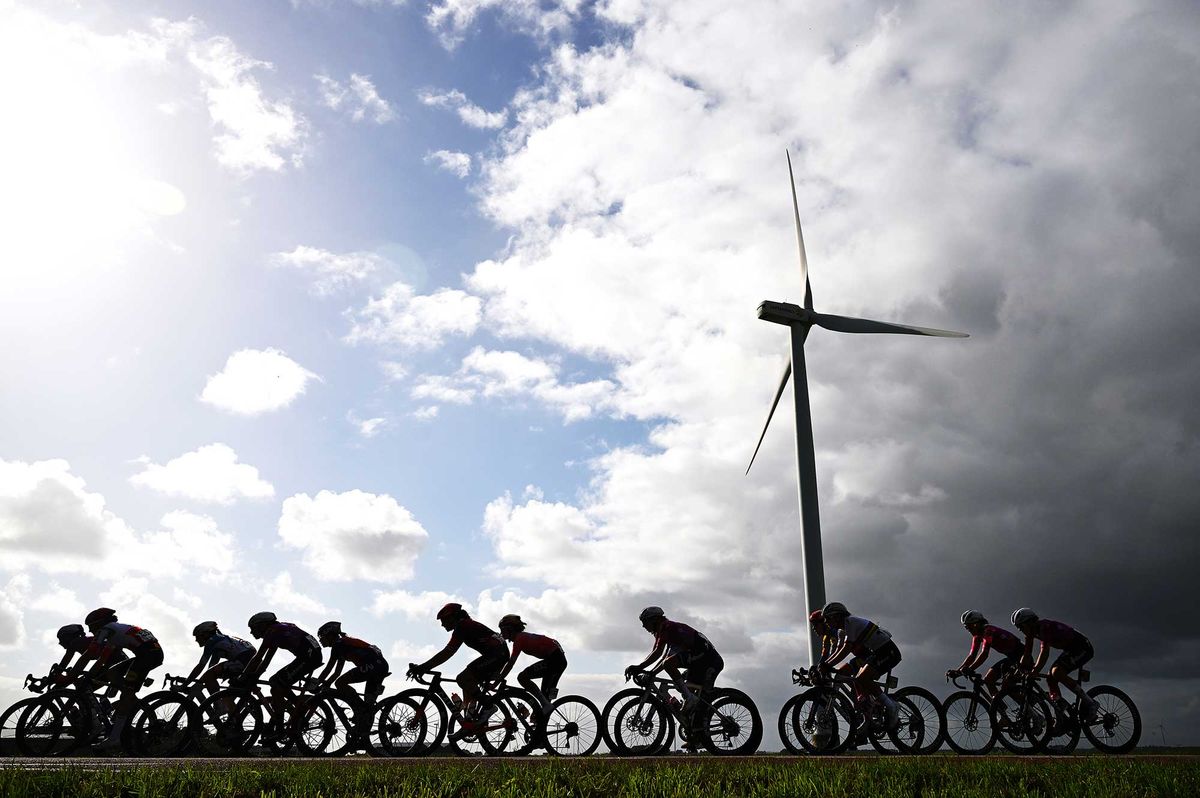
[375,694,428,756]
[992,686,1052,754]
[942,691,996,755]
[788,687,855,754]
[1,697,40,757]
[542,695,601,757]
[129,692,194,756]
[700,688,761,755]
[195,688,262,756]
[1083,686,1140,753]
[16,691,94,756]
[611,694,673,755]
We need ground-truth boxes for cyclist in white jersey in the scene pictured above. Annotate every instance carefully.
[84,607,163,752]
[820,602,902,728]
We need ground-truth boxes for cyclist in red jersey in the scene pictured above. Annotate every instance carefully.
[315,621,390,701]
[946,610,1022,699]
[1011,608,1099,720]
[52,623,128,684]
[83,607,164,752]
[496,614,566,714]
[239,611,323,740]
[408,603,508,721]
[624,607,723,711]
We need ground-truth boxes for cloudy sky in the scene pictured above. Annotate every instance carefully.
[2,0,1197,747]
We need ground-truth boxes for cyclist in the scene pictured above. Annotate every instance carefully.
[408,603,508,726]
[819,602,902,728]
[946,610,1022,699]
[624,607,723,714]
[186,621,256,702]
[83,607,164,753]
[496,614,566,714]
[238,611,323,741]
[315,620,390,741]
[1011,607,1099,721]
[52,623,127,681]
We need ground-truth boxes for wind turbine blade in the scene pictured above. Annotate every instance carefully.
[786,150,814,310]
[746,361,793,475]
[814,313,969,338]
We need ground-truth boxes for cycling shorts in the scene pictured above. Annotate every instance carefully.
[1053,639,1094,673]
[989,653,1021,676]
[684,649,724,692]
[864,640,902,673]
[460,653,506,684]
[337,656,390,695]
[109,643,164,689]
[518,652,567,697]
[270,653,321,689]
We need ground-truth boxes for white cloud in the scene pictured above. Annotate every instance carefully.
[368,589,466,620]
[130,443,274,504]
[418,89,506,129]
[424,149,471,178]
[278,490,429,583]
[270,245,384,295]
[425,0,582,49]
[411,405,440,421]
[316,72,395,123]
[200,348,319,415]
[262,571,334,616]
[0,576,30,648]
[345,282,482,349]
[379,361,408,381]
[29,583,86,619]
[412,347,615,422]
[139,511,238,580]
[347,412,388,438]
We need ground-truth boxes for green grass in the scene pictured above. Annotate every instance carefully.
[0,758,1197,798]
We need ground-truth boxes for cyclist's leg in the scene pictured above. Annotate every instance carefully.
[267,656,315,730]
[1051,643,1096,712]
[103,645,164,746]
[540,654,567,704]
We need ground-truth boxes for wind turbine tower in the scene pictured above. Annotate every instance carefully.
[747,151,969,665]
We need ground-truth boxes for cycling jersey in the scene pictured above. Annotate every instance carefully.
[262,622,321,659]
[840,616,892,653]
[655,620,715,656]
[972,624,1023,658]
[509,631,563,661]
[203,633,256,663]
[94,622,158,652]
[331,636,386,667]
[63,635,129,663]
[1033,619,1088,651]
[451,618,507,657]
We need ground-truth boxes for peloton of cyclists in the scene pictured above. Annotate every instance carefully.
[495,614,566,714]
[237,612,324,742]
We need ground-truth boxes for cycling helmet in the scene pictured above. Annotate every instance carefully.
[436,603,464,622]
[193,620,219,637]
[85,607,117,629]
[961,610,987,627]
[248,611,277,632]
[821,601,849,619]
[808,609,824,624]
[318,621,342,639]
[638,606,665,623]
[498,614,525,631]
[57,624,86,644]
[1011,607,1038,627]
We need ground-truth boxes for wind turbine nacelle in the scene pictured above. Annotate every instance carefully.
[757,300,812,327]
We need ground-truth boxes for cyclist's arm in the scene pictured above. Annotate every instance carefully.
[634,641,666,672]
[825,637,854,668]
[416,639,461,672]
[186,651,214,683]
[496,648,520,682]
[963,639,990,672]
[315,654,343,685]
[1031,641,1049,673]
[242,644,276,680]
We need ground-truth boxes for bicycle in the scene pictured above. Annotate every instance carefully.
[12,669,153,756]
[602,670,762,756]
[994,669,1140,754]
[195,676,328,756]
[777,666,923,755]
[394,669,541,757]
[125,673,197,756]
[942,670,1000,754]
[292,675,396,756]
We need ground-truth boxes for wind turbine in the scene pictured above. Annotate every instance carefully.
[747,151,969,665]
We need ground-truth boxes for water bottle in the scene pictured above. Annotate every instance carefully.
[451,692,463,710]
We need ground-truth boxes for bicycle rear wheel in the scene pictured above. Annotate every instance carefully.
[543,695,601,757]
[942,691,996,755]
[893,686,944,754]
[0,697,39,756]
[129,692,194,756]
[293,695,339,756]
[195,689,262,756]
[869,696,923,754]
[788,687,856,754]
[16,692,94,756]
[993,685,1052,754]
[777,694,808,754]
[701,688,761,755]
[1083,686,1140,753]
